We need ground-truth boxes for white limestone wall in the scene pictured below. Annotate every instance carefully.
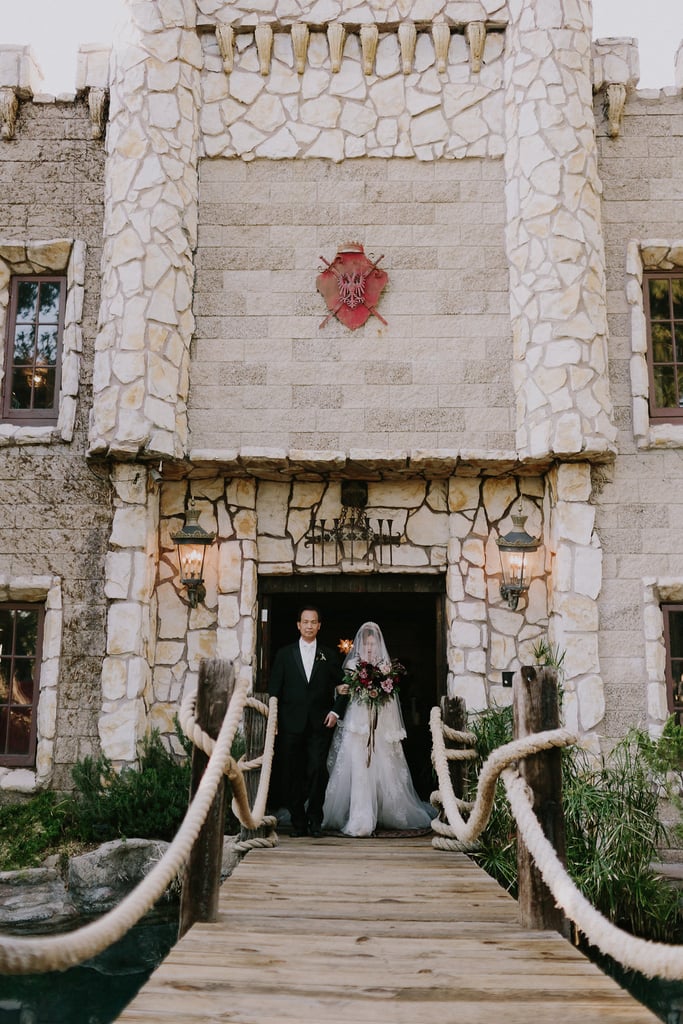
[502,0,616,461]
[89,3,203,460]
[198,24,506,161]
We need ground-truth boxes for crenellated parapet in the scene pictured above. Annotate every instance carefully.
[199,17,507,160]
[0,45,42,140]
[502,0,616,462]
[75,44,112,139]
[592,36,639,138]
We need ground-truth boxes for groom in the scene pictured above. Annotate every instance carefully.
[269,606,345,837]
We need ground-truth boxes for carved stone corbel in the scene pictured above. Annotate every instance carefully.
[88,87,108,140]
[398,21,417,75]
[465,21,486,73]
[291,23,310,74]
[605,82,627,138]
[432,23,451,74]
[327,23,346,74]
[216,24,235,74]
[360,25,379,76]
[0,88,18,142]
[255,24,273,76]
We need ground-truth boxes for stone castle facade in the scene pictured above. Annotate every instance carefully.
[0,0,681,791]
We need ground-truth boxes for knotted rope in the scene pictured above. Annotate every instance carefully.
[430,704,575,851]
[0,677,278,975]
[431,704,683,980]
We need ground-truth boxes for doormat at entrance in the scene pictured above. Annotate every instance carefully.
[320,827,433,838]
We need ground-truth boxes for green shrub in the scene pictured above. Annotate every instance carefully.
[71,729,191,843]
[466,704,683,943]
[0,791,78,870]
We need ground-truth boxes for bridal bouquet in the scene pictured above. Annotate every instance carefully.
[343,658,405,711]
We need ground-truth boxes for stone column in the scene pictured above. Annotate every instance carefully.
[89,0,203,459]
[502,0,616,459]
[99,465,159,764]
[547,462,604,751]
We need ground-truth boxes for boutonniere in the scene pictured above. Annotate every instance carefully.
[316,651,326,662]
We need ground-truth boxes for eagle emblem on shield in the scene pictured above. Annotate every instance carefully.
[317,243,388,330]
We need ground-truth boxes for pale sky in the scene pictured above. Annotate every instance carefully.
[1,0,681,94]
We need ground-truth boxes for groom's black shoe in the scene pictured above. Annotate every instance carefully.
[290,822,308,837]
[308,820,323,838]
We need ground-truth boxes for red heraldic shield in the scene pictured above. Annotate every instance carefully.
[316,244,388,330]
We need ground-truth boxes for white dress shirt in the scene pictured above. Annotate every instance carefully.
[299,638,316,681]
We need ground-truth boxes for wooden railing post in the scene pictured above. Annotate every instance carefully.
[513,665,570,937]
[178,658,235,939]
[240,690,269,845]
[440,695,468,800]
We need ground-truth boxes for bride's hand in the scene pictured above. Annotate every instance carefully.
[337,684,349,695]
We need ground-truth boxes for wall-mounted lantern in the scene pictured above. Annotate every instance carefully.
[496,503,541,611]
[171,499,215,608]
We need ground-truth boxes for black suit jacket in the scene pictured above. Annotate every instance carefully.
[269,641,345,734]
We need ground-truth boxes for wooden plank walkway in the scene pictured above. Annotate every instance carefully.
[117,835,660,1023]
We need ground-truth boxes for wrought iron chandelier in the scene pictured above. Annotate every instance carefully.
[304,481,400,567]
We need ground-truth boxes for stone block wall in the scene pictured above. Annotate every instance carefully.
[192,156,514,451]
[0,99,110,790]
[596,89,683,739]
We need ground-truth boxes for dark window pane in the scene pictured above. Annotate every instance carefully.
[675,325,683,363]
[673,279,683,320]
[670,612,683,658]
[651,323,673,362]
[0,707,7,754]
[8,708,31,755]
[15,611,38,657]
[0,610,12,656]
[13,326,35,365]
[12,663,34,705]
[16,282,38,323]
[0,664,8,703]
[32,368,56,410]
[39,282,61,322]
[10,369,32,410]
[674,670,683,707]
[36,328,58,365]
[653,365,677,407]
[649,279,671,320]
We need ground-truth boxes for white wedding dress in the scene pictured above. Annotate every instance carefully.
[322,694,435,837]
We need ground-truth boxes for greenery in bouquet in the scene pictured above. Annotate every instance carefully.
[343,658,406,710]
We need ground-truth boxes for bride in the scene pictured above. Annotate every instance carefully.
[322,621,435,837]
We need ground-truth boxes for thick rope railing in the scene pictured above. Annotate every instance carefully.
[178,689,279,851]
[431,704,683,980]
[0,676,277,975]
[430,704,576,851]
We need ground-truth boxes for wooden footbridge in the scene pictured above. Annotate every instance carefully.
[116,834,660,1023]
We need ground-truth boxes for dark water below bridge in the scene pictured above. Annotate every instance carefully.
[0,909,177,1024]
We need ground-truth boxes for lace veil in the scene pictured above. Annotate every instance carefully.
[343,621,391,670]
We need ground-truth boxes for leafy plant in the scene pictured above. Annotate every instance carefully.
[634,715,683,775]
[0,791,79,870]
[530,636,566,676]
[467,703,517,894]
[71,729,192,843]
[465,704,683,942]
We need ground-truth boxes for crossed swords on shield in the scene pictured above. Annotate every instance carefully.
[316,245,389,330]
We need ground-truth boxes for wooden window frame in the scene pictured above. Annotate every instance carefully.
[0,603,44,768]
[663,602,683,724]
[2,275,65,425]
[644,270,683,423]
